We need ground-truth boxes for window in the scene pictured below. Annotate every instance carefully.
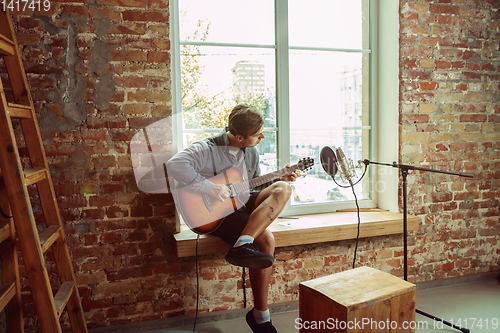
[170,0,399,218]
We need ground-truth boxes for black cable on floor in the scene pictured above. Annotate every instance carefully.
[349,180,361,269]
[193,234,200,332]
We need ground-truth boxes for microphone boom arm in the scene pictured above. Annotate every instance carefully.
[361,159,474,178]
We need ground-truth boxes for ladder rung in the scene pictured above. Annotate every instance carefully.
[0,34,15,56]
[7,103,33,118]
[0,223,10,243]
[54,281,75,318]
[23,167,47,186]
[39,225,62,254]
[0,282,16,311]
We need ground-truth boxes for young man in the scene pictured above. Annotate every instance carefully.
[166,104,300,333]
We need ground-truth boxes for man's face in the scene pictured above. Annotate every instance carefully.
[240,126,265,147]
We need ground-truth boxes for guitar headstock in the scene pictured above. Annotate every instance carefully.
[297,157,314,172]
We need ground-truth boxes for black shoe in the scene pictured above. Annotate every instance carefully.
[246,308,278,333]
[225,243,274,269]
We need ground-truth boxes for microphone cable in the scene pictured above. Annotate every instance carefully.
[348,179,361,269]
[333,161,367,269]
[193,234,200,332]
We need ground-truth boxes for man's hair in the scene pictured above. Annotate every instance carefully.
[228,104,264,138]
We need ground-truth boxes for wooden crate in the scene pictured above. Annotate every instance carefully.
[299,266,416,333]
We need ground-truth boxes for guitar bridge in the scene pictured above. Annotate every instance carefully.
[226,184,236,198]
[202,194,214,212]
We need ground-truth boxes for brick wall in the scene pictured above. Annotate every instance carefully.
[399,0,499,280]
[1,0,498,331]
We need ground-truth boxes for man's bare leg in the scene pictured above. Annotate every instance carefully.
[250,230,275,311]
[241,181,292,238]
[246,182,290,323]
[224,182,290,332]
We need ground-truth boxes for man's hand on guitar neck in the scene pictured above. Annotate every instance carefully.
[210,183,231,202]
[280,163,301,182]
[209,164,299,202]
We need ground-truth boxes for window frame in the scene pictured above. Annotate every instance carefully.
[169,0,400,225]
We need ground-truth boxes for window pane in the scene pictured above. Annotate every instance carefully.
[289,51,369,205]
[180,44,275,129]
[289,0,364,50]
[179,0,274,45]
[258,129,278,175]
[180,44,277,174]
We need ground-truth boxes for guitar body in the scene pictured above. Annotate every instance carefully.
[172,157,314,234]
[173,166,251,234]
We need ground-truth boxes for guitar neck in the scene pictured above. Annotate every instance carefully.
[243,164,299,191]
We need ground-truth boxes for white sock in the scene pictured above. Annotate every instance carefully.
[254,308,270,324]
[233,235,254,247]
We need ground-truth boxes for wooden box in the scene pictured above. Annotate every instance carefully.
[299,266,416,332]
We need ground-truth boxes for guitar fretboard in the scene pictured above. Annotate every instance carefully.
[233,164,300,194]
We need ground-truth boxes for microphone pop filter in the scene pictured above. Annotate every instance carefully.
[320,146,338,177]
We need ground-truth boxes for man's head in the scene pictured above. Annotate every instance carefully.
[228,104,264,139]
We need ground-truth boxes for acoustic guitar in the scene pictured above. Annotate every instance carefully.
[174,157,314,234]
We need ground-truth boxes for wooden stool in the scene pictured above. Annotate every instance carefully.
[299,266,416,332]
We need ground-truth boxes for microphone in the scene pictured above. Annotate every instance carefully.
[320,146,338,178]
[335,147,356,182]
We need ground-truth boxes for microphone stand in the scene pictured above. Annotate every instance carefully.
[362,159,473,333]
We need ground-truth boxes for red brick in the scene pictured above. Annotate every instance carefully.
[430,4,460,15]
[420,36,439,46]
[82,297,113,312]
[102,232,124,244]
[93,156,117,168]
[460,114,488,122]
[420,81,438,90]
[60,5,88,17]
[436,60,452,69]
[107,206,129,218]
[125,230,147,242]
[99,0,146,7]
[114,244,138,256]
[401,58,418,68]
[467,62,481,71]
[463,71,483,80]
[84,234,99,246]
[401,12,419,22]
[464,50,482,60]
[439,49,463,58]
[111,50,148,62]
[400,24,430,35]
[107,266,153,282]
[122,10,168,23]
[113,76,148,88]
[87,117,127,129]
[437,14,453,25]
[83,208,106,220]
[102,184,124,194]
[449,230,476,239]
[147,51,170,63]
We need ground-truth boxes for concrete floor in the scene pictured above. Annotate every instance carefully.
[163,278,500,333]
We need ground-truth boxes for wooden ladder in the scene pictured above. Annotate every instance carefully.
[0,182,23,332]
[0,10,88,333]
